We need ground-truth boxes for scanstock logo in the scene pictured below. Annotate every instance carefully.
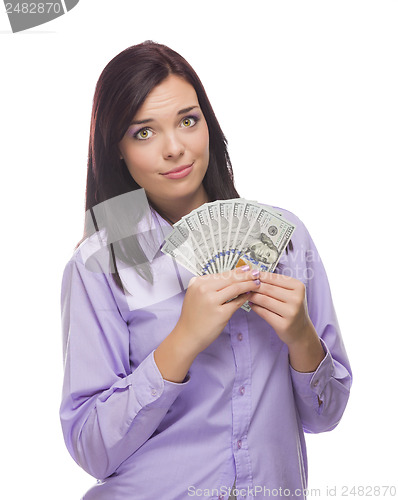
[4,1,79,32]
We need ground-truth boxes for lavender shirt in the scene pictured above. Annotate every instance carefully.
[60,205,352,500]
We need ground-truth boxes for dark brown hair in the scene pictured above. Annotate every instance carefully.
[77,40,241,292]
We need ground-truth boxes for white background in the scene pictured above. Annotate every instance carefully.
[1,1,397,498]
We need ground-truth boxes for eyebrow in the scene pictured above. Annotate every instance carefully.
[130,106,200,125]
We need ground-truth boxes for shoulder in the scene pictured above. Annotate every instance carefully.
[61,228,116,296]
[66,227,113,273]
[60,230,129,315]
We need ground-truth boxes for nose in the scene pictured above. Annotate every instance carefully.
[162,131,185,159]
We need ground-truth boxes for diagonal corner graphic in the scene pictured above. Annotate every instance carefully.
[4,0,79,33]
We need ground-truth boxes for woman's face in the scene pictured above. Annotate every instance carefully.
[118,74,210,214]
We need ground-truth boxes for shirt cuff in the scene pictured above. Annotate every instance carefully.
[132,349,191,410]
[289,337,335,399]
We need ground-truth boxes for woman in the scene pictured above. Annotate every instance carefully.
[60,40,352,500]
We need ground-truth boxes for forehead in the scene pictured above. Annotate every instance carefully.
[137,75,199,116]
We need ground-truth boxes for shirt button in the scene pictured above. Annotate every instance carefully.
[237,333,243,341]
[237,440,242,449]
[239,386,245,396]
[218,495,224,500]
[151,388,157,396]
[313,380,319,387]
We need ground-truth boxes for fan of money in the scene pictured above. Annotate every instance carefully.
[161,198,295,310]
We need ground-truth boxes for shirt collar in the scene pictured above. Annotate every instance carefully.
[136,207,174,263]
[78,202,174,272]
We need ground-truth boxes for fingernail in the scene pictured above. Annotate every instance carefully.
[238,265,250,272]
[251,269,260,277]
[254,279,260,285]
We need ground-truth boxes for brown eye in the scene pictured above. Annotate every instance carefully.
[138,130,149,139]
[135,128,153,140]
[181,115,198,128]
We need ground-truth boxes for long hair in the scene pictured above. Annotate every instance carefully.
[77,40,241,292]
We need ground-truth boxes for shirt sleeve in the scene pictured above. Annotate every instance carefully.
[288,219,352,434]
[59,254,190,480]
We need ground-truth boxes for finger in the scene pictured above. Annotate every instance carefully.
[222,290,253,316]
[218,279,261,305]
[249,301,286,329]
[257,282,289,303]
[259,271,297,290]
[250,291,285,316]
[208,266,261,291]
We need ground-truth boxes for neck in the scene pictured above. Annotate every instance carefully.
[149,185,210,225]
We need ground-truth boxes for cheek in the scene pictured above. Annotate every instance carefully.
[194,126,210,157]
[124,148,155,180]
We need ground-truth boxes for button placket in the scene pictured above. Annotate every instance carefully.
[229,312,254,495]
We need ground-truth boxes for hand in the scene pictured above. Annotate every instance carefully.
[249,271,325,372]
[249,271,314,347]
[176,267,261,355]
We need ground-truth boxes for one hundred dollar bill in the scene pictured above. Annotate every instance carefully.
[160,198,296,312]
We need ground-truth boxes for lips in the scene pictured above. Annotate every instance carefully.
[161,162,194,175]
